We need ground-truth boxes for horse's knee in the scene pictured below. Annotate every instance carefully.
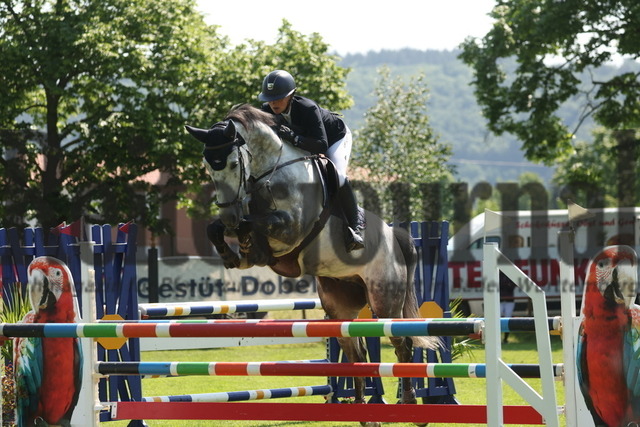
[206,220,225,244]
[206,220,241,268]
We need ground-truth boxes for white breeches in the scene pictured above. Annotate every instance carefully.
[326,126,352,187]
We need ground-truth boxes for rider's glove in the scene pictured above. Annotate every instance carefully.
[277,125,299,146]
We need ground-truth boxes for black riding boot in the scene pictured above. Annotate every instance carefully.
[338,180,364,252]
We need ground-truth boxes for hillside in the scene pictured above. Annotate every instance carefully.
[339,49,633,187]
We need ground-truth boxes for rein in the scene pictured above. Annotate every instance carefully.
[251,154,318,183]
[207,121,331,255]
[252,153,335,258]
[246,142,319,211]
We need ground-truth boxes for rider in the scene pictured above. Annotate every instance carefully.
[258,69,364,252]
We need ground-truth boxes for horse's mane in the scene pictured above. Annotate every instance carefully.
[225,104,278,131]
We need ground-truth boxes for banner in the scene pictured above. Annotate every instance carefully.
[136,256,318,303]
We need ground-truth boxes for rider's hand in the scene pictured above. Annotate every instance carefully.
[277,125,299,146]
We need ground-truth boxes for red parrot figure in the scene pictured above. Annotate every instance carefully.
[13,256,83,427]
[577,245,640,426]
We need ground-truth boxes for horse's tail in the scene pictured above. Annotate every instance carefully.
[393,226,442,351]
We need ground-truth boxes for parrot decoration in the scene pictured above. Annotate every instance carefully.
[577,245,640,427]
[13,256,83,427]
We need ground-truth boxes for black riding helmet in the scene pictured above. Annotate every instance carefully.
[258,70,296,102]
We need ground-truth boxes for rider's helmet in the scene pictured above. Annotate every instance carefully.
[258,70,296,102]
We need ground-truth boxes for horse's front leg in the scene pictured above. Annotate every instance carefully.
[206,219,242,268]
[236,221,275,267]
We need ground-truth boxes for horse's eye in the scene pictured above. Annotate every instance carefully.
[229,160,239,169]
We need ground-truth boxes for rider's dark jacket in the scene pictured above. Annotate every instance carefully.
[261,95,346,155]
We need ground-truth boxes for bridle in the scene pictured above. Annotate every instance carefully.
[206,124,320,212]
[204,133,251,209]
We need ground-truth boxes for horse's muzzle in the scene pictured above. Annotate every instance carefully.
[220,207,241,228]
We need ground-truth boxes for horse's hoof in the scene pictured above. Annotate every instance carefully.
[222,255,240,269]
[223,259,239,269]
[237,258,252,269]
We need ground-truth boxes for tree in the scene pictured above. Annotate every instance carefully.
[352,66,454,222]
[177,19,353,218]
[552,128,639,208]
[459,0,640,164]
[0,0,351,235]
[0,0,224,232]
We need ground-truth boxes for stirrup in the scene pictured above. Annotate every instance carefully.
[345,227,364,252]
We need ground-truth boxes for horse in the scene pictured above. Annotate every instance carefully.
[186,104,439,420]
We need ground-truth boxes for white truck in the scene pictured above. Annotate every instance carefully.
[447,207,640,316]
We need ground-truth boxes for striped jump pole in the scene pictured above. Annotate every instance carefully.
[139,298,322,318]
[142,385,332,403]
[0,319,483,338]
[102,317,481,323]
[495,316,562,333]
[106,316,561,333]
[140,359,329,378]
[97,361,564,379]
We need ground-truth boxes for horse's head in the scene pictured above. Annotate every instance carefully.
[185,120,251,228]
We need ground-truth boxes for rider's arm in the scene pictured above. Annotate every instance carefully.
[289,102,329,154]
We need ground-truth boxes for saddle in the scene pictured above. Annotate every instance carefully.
[313,155,365,225]
[313,154,340,204]
[267,154,340,277]
[242,154,361,277]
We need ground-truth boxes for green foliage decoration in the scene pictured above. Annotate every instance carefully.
[0,283,31,424]
[0,285,31,362]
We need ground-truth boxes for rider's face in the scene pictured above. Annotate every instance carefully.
[268,95,292,114]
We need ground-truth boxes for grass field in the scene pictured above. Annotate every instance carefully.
[105,312,568,426]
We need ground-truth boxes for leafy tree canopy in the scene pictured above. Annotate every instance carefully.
[552,128,639,208]
[0,0,350,233]
[459,0,640,165]
[352,66,454,222]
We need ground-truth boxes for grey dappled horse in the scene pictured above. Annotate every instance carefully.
[186,104,439,421]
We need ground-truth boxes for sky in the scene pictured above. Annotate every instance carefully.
[196,0,497,55]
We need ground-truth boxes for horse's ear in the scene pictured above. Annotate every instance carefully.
[223,120,237,139]
[184,125,210,143]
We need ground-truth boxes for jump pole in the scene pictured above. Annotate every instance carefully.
[142,385,333,402]
[0,319,483,338]
[139,298,323,318]
[109,402,545,424]
[95,361,564,378]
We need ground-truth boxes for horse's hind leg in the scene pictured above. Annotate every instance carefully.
[318,277,380,427]
[391,336,419,404]
[316,277,369,403]
[367,275,419,406]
